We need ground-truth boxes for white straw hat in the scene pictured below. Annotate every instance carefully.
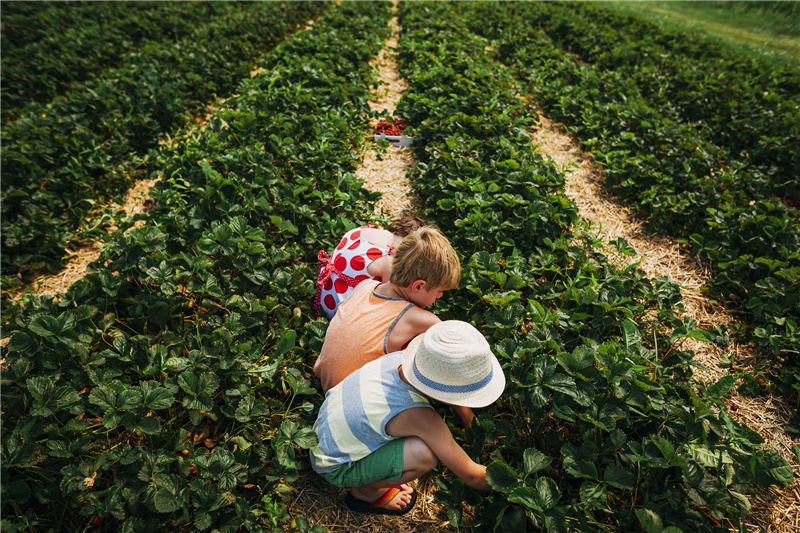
[402,320,505,408]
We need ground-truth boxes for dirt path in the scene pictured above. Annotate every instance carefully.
[531,113,800,532]
[286,4,457,532]
[356,13,419,221]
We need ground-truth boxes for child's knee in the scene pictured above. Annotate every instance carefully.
[405,436,438,470]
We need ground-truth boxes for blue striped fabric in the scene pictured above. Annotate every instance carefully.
[310,351,432,474]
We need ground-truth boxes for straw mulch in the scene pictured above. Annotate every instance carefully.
[531,112,800,532]
[358,13,420,221]
[288,472,474,533]
[7,177,159,301]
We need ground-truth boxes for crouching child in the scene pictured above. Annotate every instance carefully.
[309,320,505,515]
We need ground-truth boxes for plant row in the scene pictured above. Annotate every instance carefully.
[2,2,236,118]
[0,1,329,281]
[0,2,394,532]
[393,2,792,532]
[456,1,800,397]
[521,1,800,199]
[1,1,128,48]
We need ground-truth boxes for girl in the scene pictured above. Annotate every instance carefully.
[314,216,425,319]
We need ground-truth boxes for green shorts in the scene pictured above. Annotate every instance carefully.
[320,437,405,488]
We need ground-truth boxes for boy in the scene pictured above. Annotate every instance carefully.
[309,320,505,515]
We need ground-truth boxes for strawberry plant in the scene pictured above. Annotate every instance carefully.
[461,0,800,398]
[1,1,331,281]
[1,2,234,118]
[2,2,394,531]
[3,1,796,532]
[394,2,793,531]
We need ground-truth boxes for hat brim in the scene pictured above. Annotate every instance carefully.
[402,335,506,409]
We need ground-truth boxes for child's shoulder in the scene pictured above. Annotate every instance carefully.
[399,305,440,331]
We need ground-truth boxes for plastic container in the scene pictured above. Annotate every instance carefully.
[373,134,413,147]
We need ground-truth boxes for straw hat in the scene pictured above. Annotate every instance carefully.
[402,320,505,408]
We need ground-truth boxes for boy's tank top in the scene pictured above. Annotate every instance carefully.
[314,279,414,393]
[310,351,432,474]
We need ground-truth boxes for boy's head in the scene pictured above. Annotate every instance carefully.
[386,216,427,238]
[389,227,461,292]
[402,320,505,408]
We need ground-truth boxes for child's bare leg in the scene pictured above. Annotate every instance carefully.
[349,436,438,510]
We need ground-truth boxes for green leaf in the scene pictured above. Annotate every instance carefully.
[7,332,34,351]
[557,346,595,373]
[178,372,200,396]
[154,487,184,513]
[621,319,640,351]
[579,481,606,510]
[544,373,577,396]
[707,375,736,399]
[3,480,31,504]
[28,313,76,338]
[118,387,143,410]
[275,330,297,356]
[141,382,175,410]
[508,477,560,511]
[486,462,522,493]
[234,396,269,423]
[603,465,635,490]
[523,448,552,475]
[447,507,462,528]
[745,449,793,487]
[194,512,212,531]
[561,443,599,480]
[635,508,663,533]
[26,376,54,401]
[293,427,318,449]
[129,416,161,435]
[89,384,118,410]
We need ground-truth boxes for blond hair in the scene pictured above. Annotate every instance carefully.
[389,227,461,290]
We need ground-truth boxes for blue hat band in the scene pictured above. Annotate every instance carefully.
[412,359,493,394]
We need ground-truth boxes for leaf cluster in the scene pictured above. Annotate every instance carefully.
[466,0,800,395]
[395,2,793,531]
[1,2,396,531]
[1,1,329,280]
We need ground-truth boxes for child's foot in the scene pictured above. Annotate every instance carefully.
[345,485,416,515]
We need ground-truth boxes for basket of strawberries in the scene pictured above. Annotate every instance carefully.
[373,117,413,147]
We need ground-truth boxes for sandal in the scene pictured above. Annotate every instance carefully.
[344,486,417,515]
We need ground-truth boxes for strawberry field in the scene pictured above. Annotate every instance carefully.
[2,2,799,532]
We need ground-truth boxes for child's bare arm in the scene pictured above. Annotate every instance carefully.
[386,407,490,490]
[366,254,393,282]
[386,307,440,353]
[451,405,475,429]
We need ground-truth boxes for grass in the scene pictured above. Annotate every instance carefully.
[601,1,800,68]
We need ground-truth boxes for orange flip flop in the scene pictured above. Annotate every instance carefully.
[344,486,417,515]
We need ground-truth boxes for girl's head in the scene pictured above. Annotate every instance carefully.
[389,227,461,291]
[386,216,427,238]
